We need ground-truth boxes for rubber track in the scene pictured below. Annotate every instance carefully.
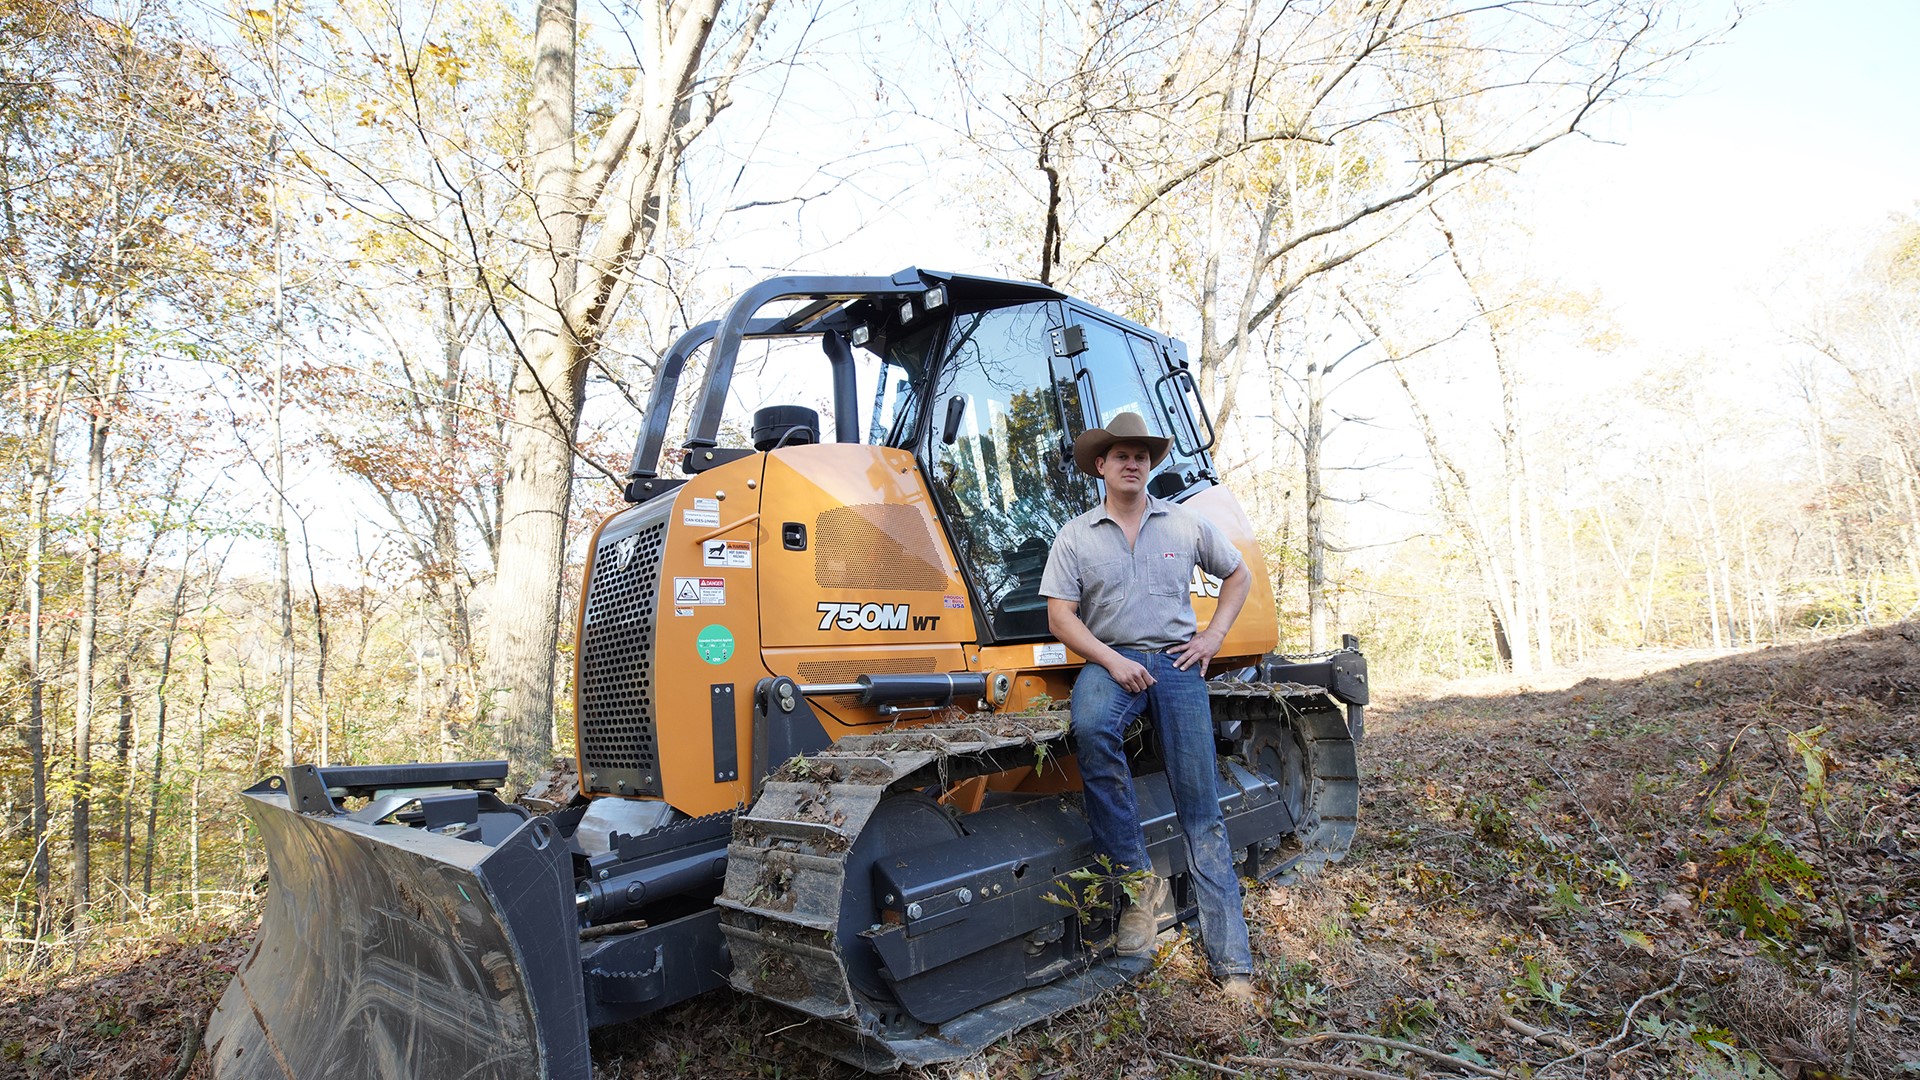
[716,682,1357,1062]
[1210,680,1361,873]
[716,712,1076,1026]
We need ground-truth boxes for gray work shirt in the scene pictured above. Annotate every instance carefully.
[1040,496,1244,651]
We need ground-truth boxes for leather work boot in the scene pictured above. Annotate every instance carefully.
[1115,875,1166,956]
[1220,974,1258,1003]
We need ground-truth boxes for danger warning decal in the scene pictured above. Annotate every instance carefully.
[673,577,726,605]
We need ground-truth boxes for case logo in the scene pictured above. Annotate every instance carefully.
[612,534,640,570]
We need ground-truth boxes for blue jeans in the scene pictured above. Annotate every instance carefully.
[1072,650,1253,977]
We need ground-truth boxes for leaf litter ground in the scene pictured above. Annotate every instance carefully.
[5,623,1915,1079]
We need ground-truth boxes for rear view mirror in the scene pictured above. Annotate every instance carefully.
[1154,369,1215,456]
[942,394,968,445]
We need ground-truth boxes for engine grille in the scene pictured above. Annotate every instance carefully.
[578,519,667,796]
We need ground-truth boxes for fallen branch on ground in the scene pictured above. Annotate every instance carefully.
[1225,1052,1415,1079]
[1538,957,1691,1076]
[1501,1014,1583,1054]
[164,1017,203,1080]
[1273,1031,1513,1078]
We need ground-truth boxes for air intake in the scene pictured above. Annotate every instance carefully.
[814,503,949,591]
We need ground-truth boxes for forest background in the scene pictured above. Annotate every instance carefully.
[1,0,1915,968]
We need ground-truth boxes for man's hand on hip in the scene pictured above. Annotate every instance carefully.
[1105,655,1156,693]
[1170,627,1227,675]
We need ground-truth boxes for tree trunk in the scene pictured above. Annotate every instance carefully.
[72,342,121,930]
[1641,510,1665,646]
[1193,0,1257,400]
[1564,508,1587,663]
[1736,519,1761,645]
[296,516,329,763]
[483,0,766,790]
[1304,330,1328,651]
[116,663,133,915]
[24,369,68,936]
[435,513,476,758]
[270,123,297,767]
[1689,494,1724,648]
[1489,604,1513,668]
[1360,299,1524,672]
[1696,450,1738,646]
[487,0,587,789]
[143,556,192,897]
[1433,208,1536,674]
[1526,468,1554,669]
[1797,366,1851,583]
[1893,444,1920,604]
[190,634,210,913]
[1503,477,1535,669]
[435,294,480,756]
[487,350,582,785]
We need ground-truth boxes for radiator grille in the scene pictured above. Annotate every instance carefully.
[579,520,667,794]
[814,503,949,591]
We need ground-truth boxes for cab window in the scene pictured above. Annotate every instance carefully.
[1068,315,1209,497]
[928,302,1093,640]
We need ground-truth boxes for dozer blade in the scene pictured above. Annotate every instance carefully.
[206,775,590,1080]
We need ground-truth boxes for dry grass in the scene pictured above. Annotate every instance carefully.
[5,626,1916,1079]
[955,623,1920,1080]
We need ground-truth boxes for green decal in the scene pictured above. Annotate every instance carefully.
[696,625,735,665]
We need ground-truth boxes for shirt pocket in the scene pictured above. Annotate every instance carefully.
[1080,558,1131,609]
[1147,550,1191,597]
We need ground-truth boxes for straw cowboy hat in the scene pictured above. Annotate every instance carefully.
[1072,411,1170,474]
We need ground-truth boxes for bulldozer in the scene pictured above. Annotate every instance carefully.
[205,269,1367,1078]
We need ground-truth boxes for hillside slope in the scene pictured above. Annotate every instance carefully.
[557,624,1920,1078]
[4,625,1915,1079]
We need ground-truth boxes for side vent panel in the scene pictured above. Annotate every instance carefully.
[814,503,949,592]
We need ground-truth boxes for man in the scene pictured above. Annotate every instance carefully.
[1039,411,1258,1001]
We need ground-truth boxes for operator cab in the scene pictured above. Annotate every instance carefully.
[624,269,1218,643]
[914,298,1217,637]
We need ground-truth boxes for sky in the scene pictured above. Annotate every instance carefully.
[252,0,1920,580]
[1524,0,1920,355]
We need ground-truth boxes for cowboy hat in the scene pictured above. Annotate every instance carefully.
[1072,411,1170,474]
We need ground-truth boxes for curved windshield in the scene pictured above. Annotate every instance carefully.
[928,303,1093,640]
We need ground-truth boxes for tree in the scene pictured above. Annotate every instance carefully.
[1792,212,1920,615]
[0,0,266,930]
[3,330,77,937]
[484,0,776,786]
[262,0,531,759]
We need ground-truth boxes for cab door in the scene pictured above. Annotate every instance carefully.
[1059,307,1215,500]
[924,301,1093,641]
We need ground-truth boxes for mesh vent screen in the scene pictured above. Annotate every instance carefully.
[814,503,949,591]
[579,522,667,783]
